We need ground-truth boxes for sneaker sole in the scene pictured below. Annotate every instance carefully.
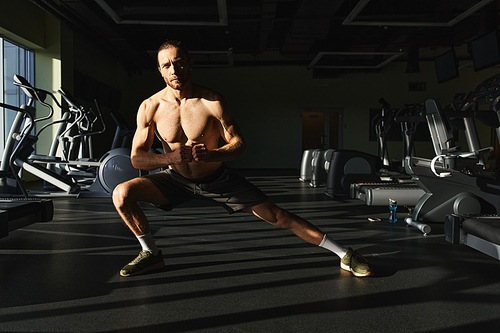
[120,261,165,277]
[340,262,371,277]
[351,269,371,277]
[340,262,350,271]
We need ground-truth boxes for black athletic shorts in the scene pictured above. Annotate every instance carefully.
[143,165,268,214]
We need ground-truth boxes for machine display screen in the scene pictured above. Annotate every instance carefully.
[470,30,500,72]
[434,48,459,83]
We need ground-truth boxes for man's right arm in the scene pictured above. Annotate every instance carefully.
[130,100,191,170]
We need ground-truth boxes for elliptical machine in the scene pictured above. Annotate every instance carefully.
[31,86,107,188]
[324,98,398,197]
[349,104,427,207]
[11,75,140,198]
[0,95,54,238]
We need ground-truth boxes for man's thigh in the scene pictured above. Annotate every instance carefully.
[120,177,172,206]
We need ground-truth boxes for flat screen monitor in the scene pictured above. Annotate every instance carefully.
[434,49,459,83]
[470,30,500,71]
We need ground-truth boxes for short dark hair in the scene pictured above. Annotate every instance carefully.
[157,40,190,67]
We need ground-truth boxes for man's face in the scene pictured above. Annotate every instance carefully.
[157,47,193,90]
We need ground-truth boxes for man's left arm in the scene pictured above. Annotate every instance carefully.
[192,99,246,162]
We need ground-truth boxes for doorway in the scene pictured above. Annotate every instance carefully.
[300,108,343,151]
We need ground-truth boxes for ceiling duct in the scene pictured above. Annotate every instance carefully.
[308,51,404,69]
[343,0,495,27]
[94,0,228,26]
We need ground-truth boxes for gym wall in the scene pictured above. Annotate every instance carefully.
[192,61,499,169]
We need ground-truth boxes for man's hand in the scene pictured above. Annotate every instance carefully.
[170,145,193,164]
[190,143,208,161]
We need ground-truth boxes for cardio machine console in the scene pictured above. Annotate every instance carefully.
[469,73,500,106]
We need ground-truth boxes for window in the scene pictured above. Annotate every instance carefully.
[0,38,34,157]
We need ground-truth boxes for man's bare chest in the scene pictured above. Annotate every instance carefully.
[154,103,216,143]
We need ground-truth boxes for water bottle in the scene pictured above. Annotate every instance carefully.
[389,198,397,223]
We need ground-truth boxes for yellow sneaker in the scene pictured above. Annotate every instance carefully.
[340,248,372,277]
[120,250,165,277]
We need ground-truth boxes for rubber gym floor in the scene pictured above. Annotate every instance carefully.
[1,171,500,333]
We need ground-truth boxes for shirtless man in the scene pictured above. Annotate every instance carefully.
[112,40,372,278]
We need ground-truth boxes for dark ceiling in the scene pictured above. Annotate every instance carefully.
[30,0,500,75]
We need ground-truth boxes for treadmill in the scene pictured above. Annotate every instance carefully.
[0,199,53,239]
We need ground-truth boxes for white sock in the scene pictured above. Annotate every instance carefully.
[137,232,159,256]
[319,234,347,258]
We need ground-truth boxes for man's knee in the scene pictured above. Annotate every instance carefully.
[112,179,142,208]
[113,178,170,209]
[112,182,130,209]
